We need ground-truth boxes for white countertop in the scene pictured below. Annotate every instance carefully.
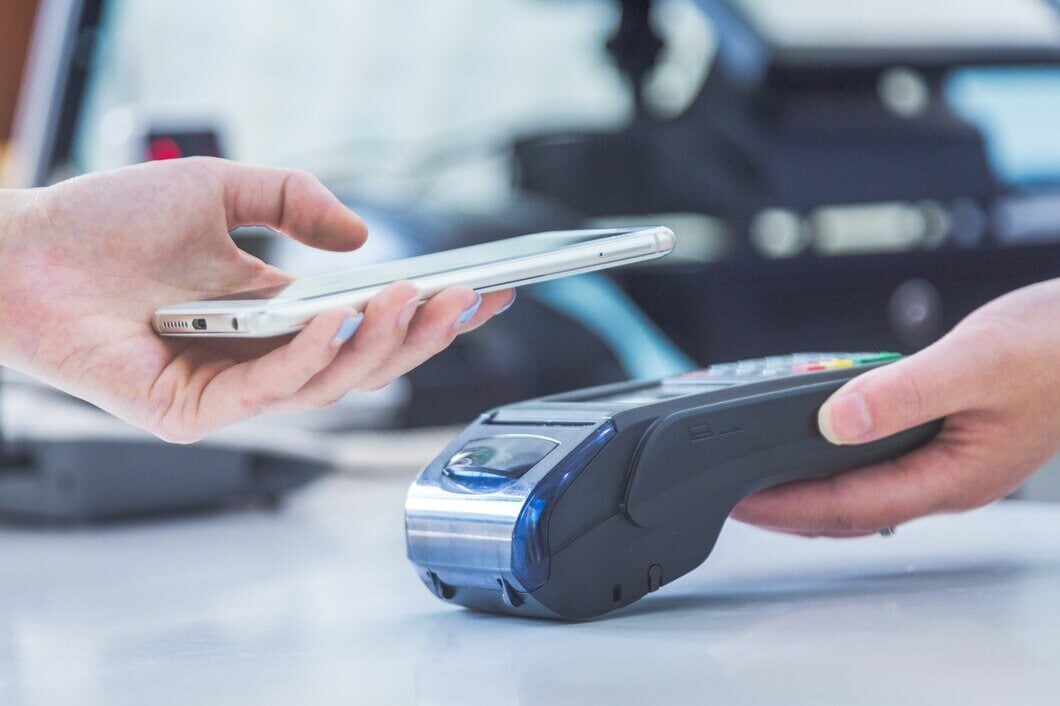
[2,473,1060,706]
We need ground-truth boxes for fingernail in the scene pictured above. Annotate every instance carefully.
[819,392,873,445]
[497,290,517,314]
[331,314,363,348]
[397,297,421,329]
[456,292,483,329]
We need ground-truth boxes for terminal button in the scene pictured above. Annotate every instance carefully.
[790,352,901,374]
[792,363,827,372]
[674,353,902,383]
[854,353,903,364]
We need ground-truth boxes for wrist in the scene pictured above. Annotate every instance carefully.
[0,188,46,368]
[0,188,32,256]
[0,186,52,260]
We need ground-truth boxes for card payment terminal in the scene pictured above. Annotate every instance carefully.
[405,353,941,620]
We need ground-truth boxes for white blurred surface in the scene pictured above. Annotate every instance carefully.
[1020,454,1060,502]
[76,0,631,207]
[735,0,1060,48]
[2,473,1060,706]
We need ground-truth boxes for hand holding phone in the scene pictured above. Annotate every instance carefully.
[0,157,516,443]
[153,227,676,338]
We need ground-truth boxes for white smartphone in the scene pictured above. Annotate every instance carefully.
[153,226,676,338]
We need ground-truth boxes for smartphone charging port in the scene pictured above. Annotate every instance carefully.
[192,318,207,330]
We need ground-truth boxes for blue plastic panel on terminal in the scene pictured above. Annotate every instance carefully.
[511,422,617,592]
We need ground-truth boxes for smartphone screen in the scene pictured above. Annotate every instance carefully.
[211,229,641,302]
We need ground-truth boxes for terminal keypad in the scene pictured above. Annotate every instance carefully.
[664,353,902,387]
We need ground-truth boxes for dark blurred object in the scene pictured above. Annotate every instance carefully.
[145,128,225,162]
[517,0,1060,233]
[0,439,328,523]
[0,381,333,523]
[515,0,1060,364]
[606,0,663,112]
[887,278,944,349]
[0,0,38,141]
[402,292,626,427]
[6,0,102,187]
[622,247,1060,362]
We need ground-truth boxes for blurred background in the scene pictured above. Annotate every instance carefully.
[0,0,1058,522]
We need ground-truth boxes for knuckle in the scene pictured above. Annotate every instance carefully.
[291,168,317,184]
[283,169,320,196]
[239,389,285,416]
[923,445,986,514]
[812,476,871,535]
[931,476,966,514]
[413,311,460,344]
[293,358,324,380]
[311,392,346,409]
[287,348,331,381]
[353,376,392,393]
[961,315,1025,373]
[184,155,222,169]
[937,484,981,514]
[389,280,420,301]
[890,367,927,423]
[152,424,202,445]
[939,476,996,514]
[818,511,859,535]
[184,156,229,184]
[423,329,457,354]
[946,495,982,514]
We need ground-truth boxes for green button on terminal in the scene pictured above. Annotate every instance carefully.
[854,353,903,364]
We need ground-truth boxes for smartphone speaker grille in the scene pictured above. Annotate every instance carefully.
[160,320,190,330]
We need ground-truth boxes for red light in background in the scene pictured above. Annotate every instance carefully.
[147,137,183,161]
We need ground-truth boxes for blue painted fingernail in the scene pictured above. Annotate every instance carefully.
[331,314,363,347]
[498,290,517,314]
[456,293,483,328]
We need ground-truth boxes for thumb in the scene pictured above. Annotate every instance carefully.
[198,158,367,252]
[818,336,987,445]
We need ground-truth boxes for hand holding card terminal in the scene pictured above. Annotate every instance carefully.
[405,353,941,620]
